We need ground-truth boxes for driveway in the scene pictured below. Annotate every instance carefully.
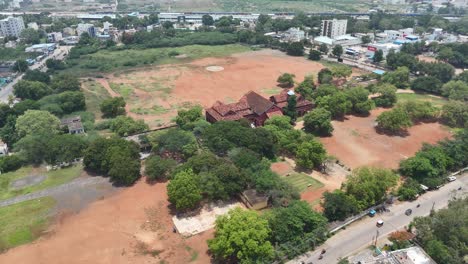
[289,174,467,264]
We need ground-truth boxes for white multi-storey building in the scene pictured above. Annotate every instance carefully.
[320,19,347,39]
[0,16,25,37]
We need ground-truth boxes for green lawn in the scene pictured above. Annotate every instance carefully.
[0,197,56,251]
[282,173,324,193]
[396,93,448,108]
[64,44,251,76]
[0,165,83,201]
[81,80,111,119]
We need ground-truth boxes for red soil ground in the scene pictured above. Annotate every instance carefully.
[319,108,452,170]
[0,179,212,264]
[100,49,364,127]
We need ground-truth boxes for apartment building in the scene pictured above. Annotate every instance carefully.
[0,16,25,37]
[320,19,347,39]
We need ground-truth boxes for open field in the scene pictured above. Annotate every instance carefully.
[66,44,251,77]
[0,179,212,264]
[319,108,453,169]
[283,173,324,192]
[95,48,364,128]
[0,197,56,251]
[0,165,83,201]
[396,93,448,108]
[81,79,112,121]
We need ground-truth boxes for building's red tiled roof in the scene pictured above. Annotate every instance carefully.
[240,91,275,115]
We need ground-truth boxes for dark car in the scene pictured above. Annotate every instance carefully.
[405,209,412,216]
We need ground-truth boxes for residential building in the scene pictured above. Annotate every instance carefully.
[63,27,76,36]
[47,32,63,43]
[25,43,56,53]
[0,16,25,37]
[283,27,306,42]
[205,90,313,126]
[61,116,85,134]
[76,23,95,37]
[367,246,436,264]
[320,19,347,39]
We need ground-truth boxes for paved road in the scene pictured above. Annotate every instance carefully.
[289,174,468,264]
[0,46,71,103]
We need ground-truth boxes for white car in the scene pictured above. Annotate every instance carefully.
[448,176,457,182]
[376,219,384,227]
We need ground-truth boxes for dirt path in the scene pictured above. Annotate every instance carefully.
[95,78,138,120]
[0,179,212,264]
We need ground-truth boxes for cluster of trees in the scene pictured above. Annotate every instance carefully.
[83,137,141,186]
[411,197,467,264]
[376,101,438,133]
[399,129,467,190]
[322,167,398,221]
[208,201,328,263]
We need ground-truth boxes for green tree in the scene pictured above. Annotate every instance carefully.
[286,42,304,56]
[109,116,148,136]
[145,155,177,181]
[175,105,203,130]
[20,28,41,44]
[100,97,126,118]
[399,101,438,122]
[277,73,295,88]
[332,45,343,57]
[373,84,398,107]
[167,169,202,210]
[308,50,321,61]
[296,75,315,99]
[295,140,327,169]
[319,43,329,54]
[202,14,214,26]
[376,108,412,133]
[382,66,410,88]
[397,178,421,201]
[283,94,297,121]
[23,69,50,83]
[345,86,374,115]
[373,49,384,63]
[361,35,371,44]
[303,108,333,136]
[317,68,333,84]
[12,60,28,73]
[322,190,359,221]
[150,128,197,160]
[45,134,87,165]
[15,110,60,138]
[330,65,352,79]
[315,92,352,119]
[13,80,52,100]
[410,76,443,94]
[344,167,398,210]
[107,150,141,186]
[208,208,274,264]
[50,74,81,92]
[440,101,468,127]
[441,80,468,101]
[14,135,48,164]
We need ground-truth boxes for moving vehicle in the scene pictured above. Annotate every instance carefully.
[405,209,412,216]
[376,219,384,227]
[448,176,457,182]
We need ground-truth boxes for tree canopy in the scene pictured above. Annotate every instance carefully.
[167,169,202,210]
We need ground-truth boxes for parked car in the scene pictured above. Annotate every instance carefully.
[405,209,412,216]
[368,209,376,217]
[376,219,384,227]
[447,176,457,182]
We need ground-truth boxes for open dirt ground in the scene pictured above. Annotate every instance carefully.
[319,108,452,170]
[98,49,363,128]
[0,179,212,264]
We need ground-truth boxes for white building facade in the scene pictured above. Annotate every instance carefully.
[320,19,347,39]
[0,16,25,37]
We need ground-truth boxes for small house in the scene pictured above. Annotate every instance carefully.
[61,116,85,134]
[240,189,269,210]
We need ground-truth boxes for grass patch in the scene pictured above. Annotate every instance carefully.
[109,82,133,99]
[63,44,251,76]
[261,87,283,95]
[82,80,111,119]
[131,105,170,115]
[396,93,448,107]
[0,197,56,251]
[0,165,83,201]
[282,173,324,193]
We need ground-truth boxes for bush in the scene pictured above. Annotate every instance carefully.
[0,155,23,173]
[376,108,412,132]
[145,155,177,181]
[308,50,321,61]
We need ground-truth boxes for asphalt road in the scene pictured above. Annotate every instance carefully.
[290,174,467,264]
[0,46,71,103]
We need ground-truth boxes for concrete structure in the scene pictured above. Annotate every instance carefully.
[27,22,38,30]
[0,141,8,156]
[369,246,437,264]
[60,116,85,134]
[76,23,95,37]
[367,42,402,57]
[158,12,259,24]
[0,16,25,37]
[283,27,306,42]
[62,27,76,36]
[47,32,63,43]
[320,19,347,38]
[25,43,56,53]
[240,189,268,210]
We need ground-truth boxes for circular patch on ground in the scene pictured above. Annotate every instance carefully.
[10,175,47,190]
[206,66,224,72]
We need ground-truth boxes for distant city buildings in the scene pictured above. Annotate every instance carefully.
[0,16,25,37]
[320,19,347,39]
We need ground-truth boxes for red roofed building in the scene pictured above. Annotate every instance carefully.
[206,90,314,126]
